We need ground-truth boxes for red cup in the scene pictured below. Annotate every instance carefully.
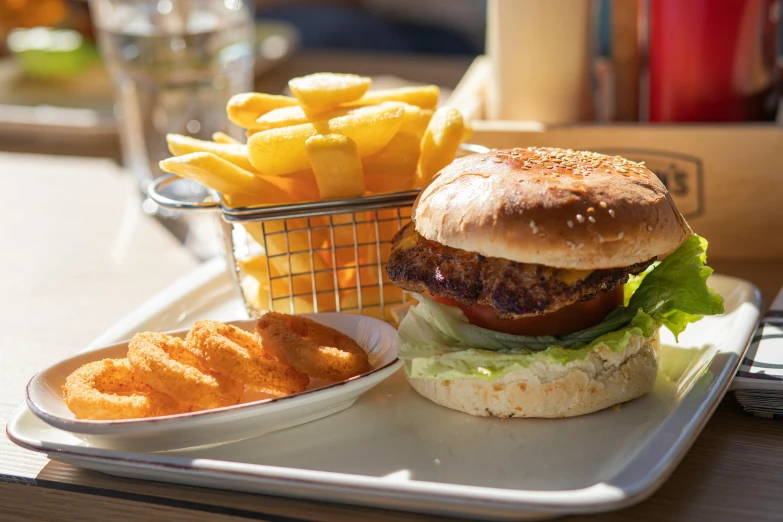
[647,0,780,122]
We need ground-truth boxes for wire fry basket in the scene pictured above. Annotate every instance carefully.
[149,144,488,322]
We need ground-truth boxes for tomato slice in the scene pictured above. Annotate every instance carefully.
[428,286,624,336]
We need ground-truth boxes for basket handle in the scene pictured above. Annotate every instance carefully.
[147,175,220,212]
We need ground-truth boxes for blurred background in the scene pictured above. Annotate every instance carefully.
[2,0,780,151]
[1,0,781,259]
[0,0,487,158]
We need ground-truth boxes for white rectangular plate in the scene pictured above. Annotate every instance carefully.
[7,259,762,520]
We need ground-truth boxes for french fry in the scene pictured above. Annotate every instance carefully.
[399,108,433,137]
[309,102,406,156]
[247,102,405,176]
[365,173,415,194]
[159,152,274,196]
[241,267,401,315]
[239,272,271,312]
[321,212,384,288]
[242,221,336,293]
[363,131,420,177]
[288,73,371,110]
[253,105,344,131]
[212,131,242,145]
[242,213,407,316]
[159,78,444,321]
[223,170,320,208]
[398,103,422,126]
[239,254,291,298]
[461,119,473,142]
[339,286,406,311]
[363,131,419,194]
[239,260,329,314]
[247,124,316,176]
[166,134,255,173]
[245,219,308,256]
[305,134,365,199]
[416,107,465,188]
[346,85,440,110]
[227,92,299,129]
[254,106,311,131]
[256,102,420,133]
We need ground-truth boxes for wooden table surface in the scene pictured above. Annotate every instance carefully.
[2,151,783,522]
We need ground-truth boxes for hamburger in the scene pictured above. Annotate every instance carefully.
[386,147,724,418]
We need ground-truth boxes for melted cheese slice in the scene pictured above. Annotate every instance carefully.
[555,269,592,286]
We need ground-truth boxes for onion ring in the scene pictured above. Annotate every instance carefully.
[255,313,370,382]
[127,332,243,410]
[185,320,309,397]
[62,358,191,420]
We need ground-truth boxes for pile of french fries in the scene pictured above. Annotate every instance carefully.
[158,72,472,319]
[160,72,471,206]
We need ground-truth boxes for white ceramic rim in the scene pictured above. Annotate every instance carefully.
[25,314,401,434]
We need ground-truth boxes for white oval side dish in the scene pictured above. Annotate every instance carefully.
[25,313,401,452]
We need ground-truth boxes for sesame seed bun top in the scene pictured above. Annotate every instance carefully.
[412,147,692,269]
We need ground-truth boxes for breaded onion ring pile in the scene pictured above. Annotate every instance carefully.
[186,320,309,397]
[128,332,244,410]
[256,313,370,382]
[62,315,370,420]
[62,358,191,420]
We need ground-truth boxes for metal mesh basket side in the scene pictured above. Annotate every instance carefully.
[230,205,412,322]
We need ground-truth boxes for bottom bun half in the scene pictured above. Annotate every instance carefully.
[407,329,660,418]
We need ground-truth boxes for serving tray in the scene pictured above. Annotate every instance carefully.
[6,259,762,520]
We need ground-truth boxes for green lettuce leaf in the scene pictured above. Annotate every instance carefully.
[407,310,656,380]
[396,234,724,378]
[624,264,656,305]
[626,234,724,338]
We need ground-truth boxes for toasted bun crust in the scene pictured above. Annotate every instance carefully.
[413,147,691,269]
[407,329,659,418]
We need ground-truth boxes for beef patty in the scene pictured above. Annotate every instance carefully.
[386,223,654,318]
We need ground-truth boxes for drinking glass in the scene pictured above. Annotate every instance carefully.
[89,0,255,195]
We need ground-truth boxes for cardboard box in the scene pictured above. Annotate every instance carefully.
[448,57,783,260]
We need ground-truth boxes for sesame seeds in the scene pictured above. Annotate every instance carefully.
[647,225,653,231]
[529,220,539,234]
[507,147,651,179]
[597,233,605,243]
[488,145,652,221]
[617,232,624,239]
